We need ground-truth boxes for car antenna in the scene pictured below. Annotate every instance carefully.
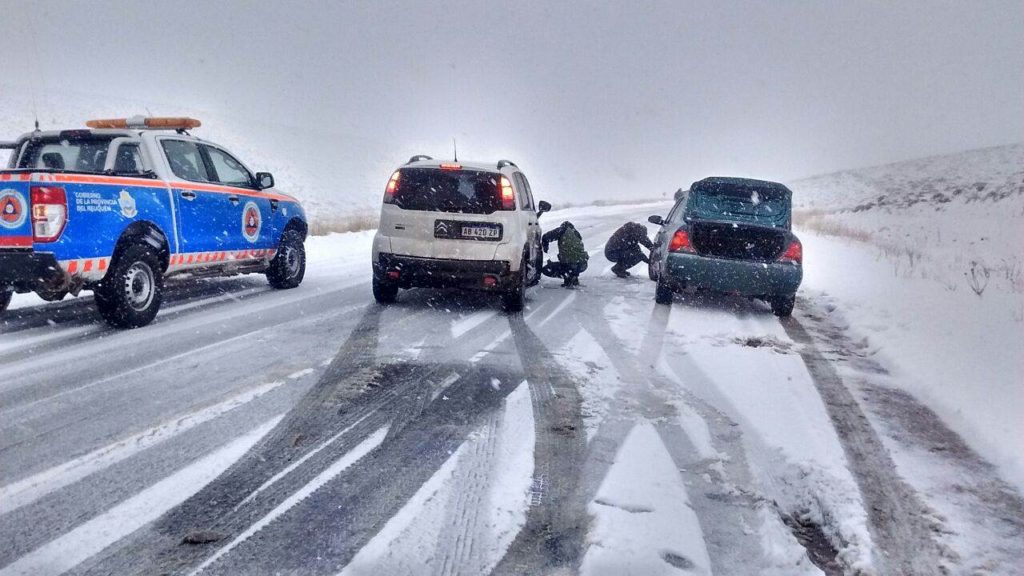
[452,138,457,162]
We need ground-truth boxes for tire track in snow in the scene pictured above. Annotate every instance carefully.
[492,313,587,576]
[70,302,521,575]
[572,292,770,574]
[781,314,943,574]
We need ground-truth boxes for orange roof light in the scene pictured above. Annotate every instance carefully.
[85,116,202,130]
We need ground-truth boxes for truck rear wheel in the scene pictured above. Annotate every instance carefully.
[0,288,11,314]
[95,244,163,328]
[267,230,306,289]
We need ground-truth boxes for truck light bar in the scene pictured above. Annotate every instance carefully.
[85,116,202,130]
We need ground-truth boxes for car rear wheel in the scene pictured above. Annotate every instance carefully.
[372,276,398,304]
[655,278,673,305]
[502,257,527,313]
[267,230,306,289]
[95,244,163,328]
[0,288,11,314]
[771,294,796,317]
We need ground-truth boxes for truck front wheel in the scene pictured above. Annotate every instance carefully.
[267,230,306,289]
[95,244,164,328]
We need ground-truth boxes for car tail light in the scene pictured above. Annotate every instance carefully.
[439,163,462,171]
[780,240,802,264]
[31,186,67,243]
[383,171,400,203]
[668,229,694,253]
[499,176,515,210]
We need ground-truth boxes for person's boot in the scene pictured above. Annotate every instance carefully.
[611,263,630,278]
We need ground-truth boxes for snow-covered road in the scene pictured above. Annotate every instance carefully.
[0,203,1021,576]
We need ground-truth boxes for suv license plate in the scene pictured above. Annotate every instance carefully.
[434,220,503,241]
[461,225,500,239]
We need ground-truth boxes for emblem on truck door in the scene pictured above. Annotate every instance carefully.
[118,190,138,218]
[242,201,261,243]
[0,189,27,229]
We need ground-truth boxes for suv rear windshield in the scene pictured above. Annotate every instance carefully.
[688,183,791,229]
[15,134,118,173]
[390,167,502,214]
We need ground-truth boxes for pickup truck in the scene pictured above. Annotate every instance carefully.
[0,116,308,328]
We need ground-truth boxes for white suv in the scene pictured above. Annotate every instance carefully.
[371,156,550,311]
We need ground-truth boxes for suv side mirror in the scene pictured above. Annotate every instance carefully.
[648,215,665,226]
[255,172,275,190]
[537,200,552,217]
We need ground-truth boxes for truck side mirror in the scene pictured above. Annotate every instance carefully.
[537,200,551,218]
[256,172,275,190]
[648,215,665,226]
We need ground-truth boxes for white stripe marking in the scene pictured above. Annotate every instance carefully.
[233,411,376,511]
[0,382,284,516]
[0,416,282,576]
[190,425,389,575]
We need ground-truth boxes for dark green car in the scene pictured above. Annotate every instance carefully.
[647,177,802,316]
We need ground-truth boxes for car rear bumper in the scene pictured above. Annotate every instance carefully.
[374,253,514,291]
[0,250,64,290]
[662,252,801,296]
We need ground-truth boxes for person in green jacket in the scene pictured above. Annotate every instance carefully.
[541,221,588,287]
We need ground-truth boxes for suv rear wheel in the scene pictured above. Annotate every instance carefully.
[0,288,11,314]
[95,244,163,328]
[502,255,527,313]
[373,276,398,304]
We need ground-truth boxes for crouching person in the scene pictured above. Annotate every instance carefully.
[541,221,588,287]
[605,221,653,278]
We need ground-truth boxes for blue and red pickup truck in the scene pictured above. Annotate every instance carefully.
[0,116,308,328]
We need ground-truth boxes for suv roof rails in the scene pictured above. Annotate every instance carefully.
[496,159,517,170]
[407,155,433,164]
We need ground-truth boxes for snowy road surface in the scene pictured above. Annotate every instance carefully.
[1,203,1021,575]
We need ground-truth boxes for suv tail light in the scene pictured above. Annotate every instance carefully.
[779,240,802,264]
[383,171,400,204]
[499,176,515,210]
[31,186,67,243]
[668,229,694,253]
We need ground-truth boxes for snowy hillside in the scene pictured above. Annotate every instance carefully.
[788,143,1024,296]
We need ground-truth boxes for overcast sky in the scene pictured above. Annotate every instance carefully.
[2,0,1021,205]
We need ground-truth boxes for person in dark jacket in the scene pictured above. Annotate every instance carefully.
[605,222,653,278]
[541,221,588,287]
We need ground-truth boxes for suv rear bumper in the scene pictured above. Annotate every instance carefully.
[663,252,801,297]
[0,250,64,291]
[374,253,514,291]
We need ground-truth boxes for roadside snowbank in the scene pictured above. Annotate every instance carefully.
[798,229,1024,491]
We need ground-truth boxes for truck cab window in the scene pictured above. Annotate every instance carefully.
[161,140,210,182]
[204,145,254,188]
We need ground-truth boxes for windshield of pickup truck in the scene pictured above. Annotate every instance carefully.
[16,135,118,173]
[689,184,791,229]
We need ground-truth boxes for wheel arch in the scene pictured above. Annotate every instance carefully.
[280,217,308,243]
[109,221,171,275]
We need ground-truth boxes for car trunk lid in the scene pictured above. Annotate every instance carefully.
[689,220,788,262]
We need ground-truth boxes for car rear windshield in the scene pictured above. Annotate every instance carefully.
[689,183,791,228]
[391,168,502,214]
[15,134,119,173]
